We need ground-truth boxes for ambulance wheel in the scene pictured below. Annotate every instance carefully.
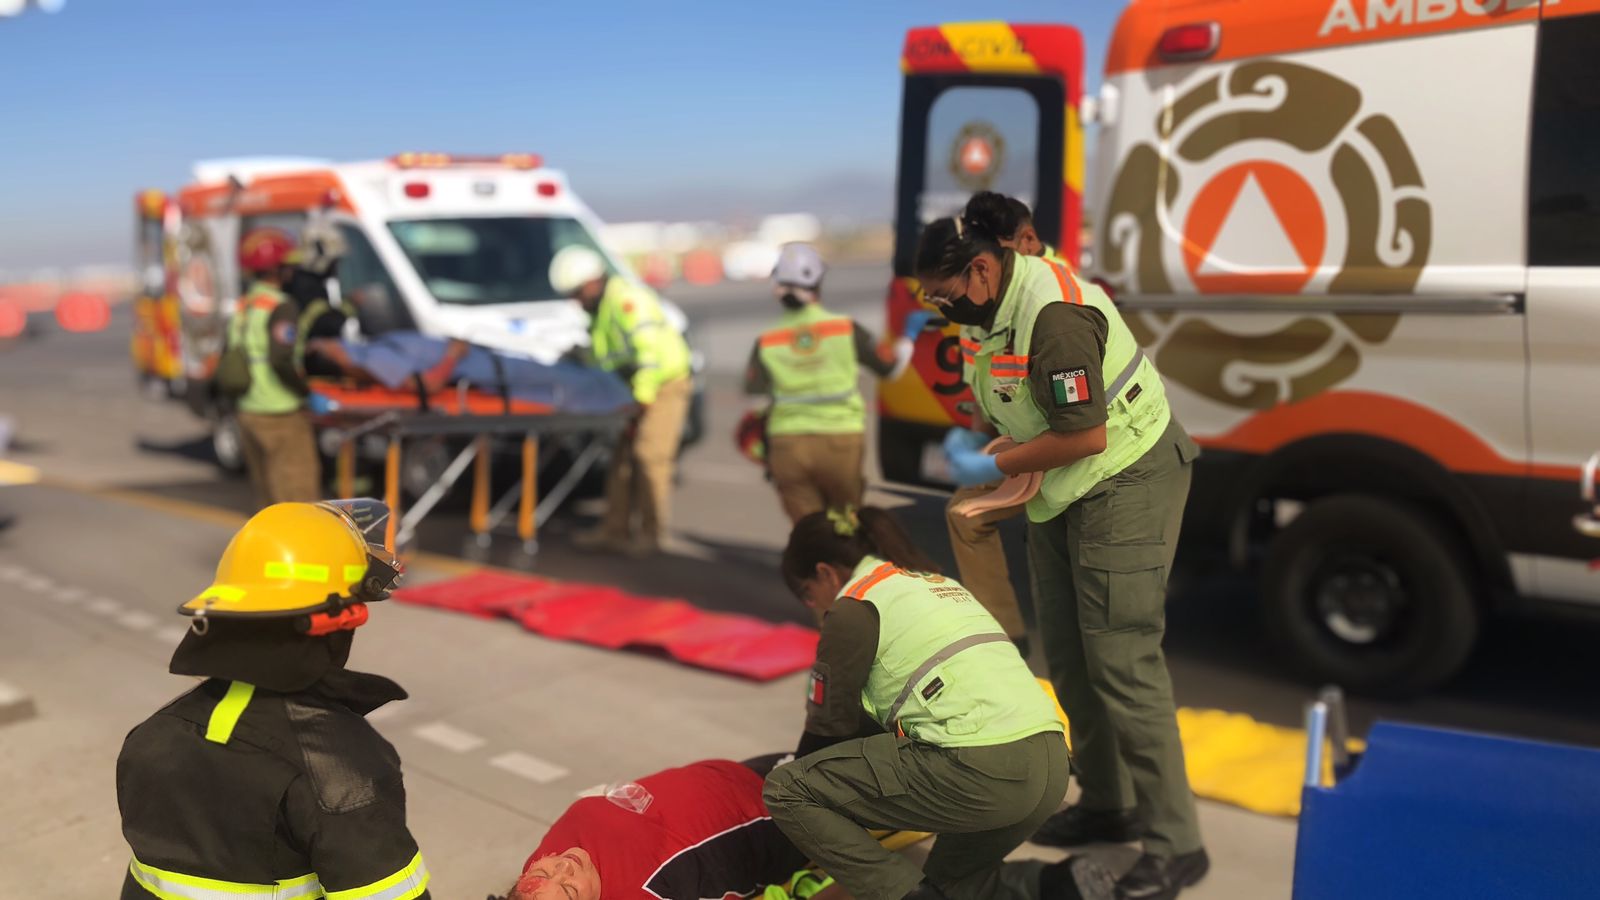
[212,413,246,474]
[1260,494,1480,697]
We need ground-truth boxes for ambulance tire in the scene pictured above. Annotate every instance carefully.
[1260,494,1480,698]
[211,413,246,475]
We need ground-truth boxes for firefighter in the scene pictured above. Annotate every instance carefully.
[225,228,321,507]
[762,506,1115,900]
[283,220,352,379]
[116,499,431,900]
[915,217,1209,900]
[744,243,932,522]
[941,193,1060,655]
[549,246,693,557]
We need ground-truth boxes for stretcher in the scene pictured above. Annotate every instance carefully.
[308,378,633,558]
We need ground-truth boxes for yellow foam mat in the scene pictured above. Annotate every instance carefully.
[1037,678,1362,818]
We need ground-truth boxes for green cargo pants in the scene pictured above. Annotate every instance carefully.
[763,730,1068,900]
[1026,418,1203,859]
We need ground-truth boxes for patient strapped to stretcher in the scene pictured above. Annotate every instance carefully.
[496,755,822,900]
[306,332,634,416]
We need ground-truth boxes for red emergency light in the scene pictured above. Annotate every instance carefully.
[403,182,431,199]
[1158,23,1219,62]
[536,181,559,197]
[390,152,544,170]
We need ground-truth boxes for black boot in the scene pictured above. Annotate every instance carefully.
[1030,806,1141,847]
[1114,848,1210,900]
[1040,856,1118,900]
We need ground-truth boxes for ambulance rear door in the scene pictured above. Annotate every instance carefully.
[878,23,1085,485]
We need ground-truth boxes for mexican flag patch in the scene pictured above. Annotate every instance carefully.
[807,668,826,705]
[1050,368,1091,407]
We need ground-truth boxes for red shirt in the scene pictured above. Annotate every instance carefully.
[524,760,804,900]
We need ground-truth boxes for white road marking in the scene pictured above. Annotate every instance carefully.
[0,564,25,581]
[117,611,157,631]
[87,598,122,616]
[412,722,486,753]
[489,751,570,784]
[17,574,51,592]
[53,587,87,603]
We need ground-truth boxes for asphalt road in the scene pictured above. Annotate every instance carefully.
[2,261,1597,896]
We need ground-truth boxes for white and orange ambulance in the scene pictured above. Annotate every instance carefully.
[140,153,703,472]
[881,3,1600,693]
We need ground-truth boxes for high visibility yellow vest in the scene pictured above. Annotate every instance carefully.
[589,277,691,405]
[757,304,864,436]
[842,555,1062,748]
[962,254,1171,522]
[228,283,302,415]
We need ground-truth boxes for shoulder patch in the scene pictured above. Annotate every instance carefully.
[285,696,403,813]
[1049,367,1092,407]
[807,666,827,706]
[271,320,297,345]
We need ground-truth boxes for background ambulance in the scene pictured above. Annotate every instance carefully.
[138,153,705,478]
[881,3,1600,694]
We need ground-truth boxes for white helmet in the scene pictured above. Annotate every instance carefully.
[548,245,608,296]
[772,243,826,290]
[295,221,348,277]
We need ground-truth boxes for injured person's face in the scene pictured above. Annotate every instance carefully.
[510,848,602,900]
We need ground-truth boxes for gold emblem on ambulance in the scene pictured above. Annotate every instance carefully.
[1099,61,1433,410]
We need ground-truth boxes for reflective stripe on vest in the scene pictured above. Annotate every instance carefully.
[204,681,254,745]
[962,256,1171,522]
[759,304,863,436]
[841,557,1062,747]
[128,858,323,899]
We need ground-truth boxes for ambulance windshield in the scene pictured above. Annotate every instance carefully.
[388,216,614,306]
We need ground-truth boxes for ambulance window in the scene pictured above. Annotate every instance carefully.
[920,87,1041,226]
[336,226,413,335]
[1529,13,1600,267]
[387,216,613,306]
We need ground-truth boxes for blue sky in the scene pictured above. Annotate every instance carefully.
[0,1,1119,270]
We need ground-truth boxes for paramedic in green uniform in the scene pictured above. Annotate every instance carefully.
[915,216,1209,900]
[762,506,1115,900]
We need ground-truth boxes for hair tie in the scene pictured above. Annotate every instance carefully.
[952,216,965,239]
[827,506,860,537]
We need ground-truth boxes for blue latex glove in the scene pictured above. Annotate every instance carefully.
[946,442,1003,487]
[942,426,990,458]
[307,392,336,415]
[902,309,936,341]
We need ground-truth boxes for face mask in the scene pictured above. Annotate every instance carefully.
[939,294,991,326]
[779,291,806,311]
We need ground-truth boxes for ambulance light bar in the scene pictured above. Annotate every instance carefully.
[1158,23,1219,62]
[389,152,544,170]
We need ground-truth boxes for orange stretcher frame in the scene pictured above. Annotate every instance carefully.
[307,378,631,559]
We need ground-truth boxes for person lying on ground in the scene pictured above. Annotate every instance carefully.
[494,755,839,900]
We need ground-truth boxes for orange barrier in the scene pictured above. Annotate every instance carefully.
[0,300,24,339]
[681,250,724,286]
[54,292,111,333]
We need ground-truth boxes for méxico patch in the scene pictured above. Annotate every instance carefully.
[1050,367,1091,407]
[807,667,826,705]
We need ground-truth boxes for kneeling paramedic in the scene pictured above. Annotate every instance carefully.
[762,507,1114,900]
[743,243,931,522]
[549,245,693,557]
[116,499,431,900]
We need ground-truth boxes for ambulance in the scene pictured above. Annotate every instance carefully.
[130,189,183,394]
[139,152,704,473]
[881,3,1600,693]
